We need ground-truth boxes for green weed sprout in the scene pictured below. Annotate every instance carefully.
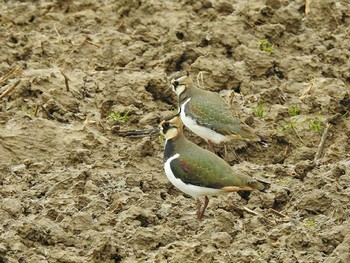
[107,111,130,123]
[159,134,165,144]
[304,220,317,227]
[253,104,266,118]
[309,118,323,133]
[289,105,300,116]
[27,106,37,116]
[259,39,274,54]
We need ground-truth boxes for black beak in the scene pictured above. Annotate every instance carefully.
[172,80,179,89]
[162,111,180,122]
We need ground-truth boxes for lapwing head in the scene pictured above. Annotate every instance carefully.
[170,72,193,96]
[159,114,183,140]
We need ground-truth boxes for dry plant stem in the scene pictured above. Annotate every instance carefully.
[40,105,56,120]
[305,0,311,15]
[242,206,275,224]
[0,80,21,100]
[196,71,204,87]
[46,177,74,196]
[143,32,159,42]
[268,208,287,218]
[98,120,105,130]
[114,66,141,71]
[291,123,305,145]
[114,128,159,137]
[34,104,40,117]
[53,23,60,36]
[60,42,82,63]
[314,123,331,161]
[224,143,228,161]
[0,67,21,86]
[283,144,289,157]
[84,38,101,48]
[299,79,314,99]
[60,70,70,92]
[229,91,235,107]
[328,7,340,27]
[242,206,259,216]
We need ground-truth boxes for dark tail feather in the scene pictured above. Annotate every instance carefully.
[252,177,271,192]
[239,177,270,200]
[240,126,261,142]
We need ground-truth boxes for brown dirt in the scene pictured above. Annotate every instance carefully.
[1,0,350,262]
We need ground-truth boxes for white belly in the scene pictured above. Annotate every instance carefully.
[180,98,229,144]
[164,153,223,198]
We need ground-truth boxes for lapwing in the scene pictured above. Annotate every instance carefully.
[170,73,260,148]
[159,114,266,220]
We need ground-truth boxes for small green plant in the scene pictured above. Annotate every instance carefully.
[259,39,274,54]
[282,120,297,132]
[289,105,300,116]
[107,111,130,123]
[281,119,305,144]
[309,118,323,133]
[304,220,317,227]
[253,104,266,118]
[158,134,165,144]
[26,106,36,116]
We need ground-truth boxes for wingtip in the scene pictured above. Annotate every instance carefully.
[236,124,261,142]
[248,134,262,142]
[252,177,271,191]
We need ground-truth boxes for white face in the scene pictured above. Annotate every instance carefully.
[171,76,187,96]
[159,121,178,140]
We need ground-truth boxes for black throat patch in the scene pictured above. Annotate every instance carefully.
[164,139,176,163]
[179,91,189,104]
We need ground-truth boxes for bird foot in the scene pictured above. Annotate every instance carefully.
[206,141,214,152]
[196,196,209,220]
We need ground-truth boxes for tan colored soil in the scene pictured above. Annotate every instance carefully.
[1,0,350,262]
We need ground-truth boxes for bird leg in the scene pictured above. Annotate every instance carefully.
[224,143,228,161]
[207,140,214,152]
[197,196,209,220]
[196,198,202,219]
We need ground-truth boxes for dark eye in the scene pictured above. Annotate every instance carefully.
[163,122,170,130]
[173,80,179,88]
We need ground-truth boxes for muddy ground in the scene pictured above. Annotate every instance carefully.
[1,0,350,262]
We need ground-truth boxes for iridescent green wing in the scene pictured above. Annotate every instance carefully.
[186,92,245,136]
[170,149,249,189]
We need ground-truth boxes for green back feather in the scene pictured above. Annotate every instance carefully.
[170,137,262,189]
[184,87,257,139]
